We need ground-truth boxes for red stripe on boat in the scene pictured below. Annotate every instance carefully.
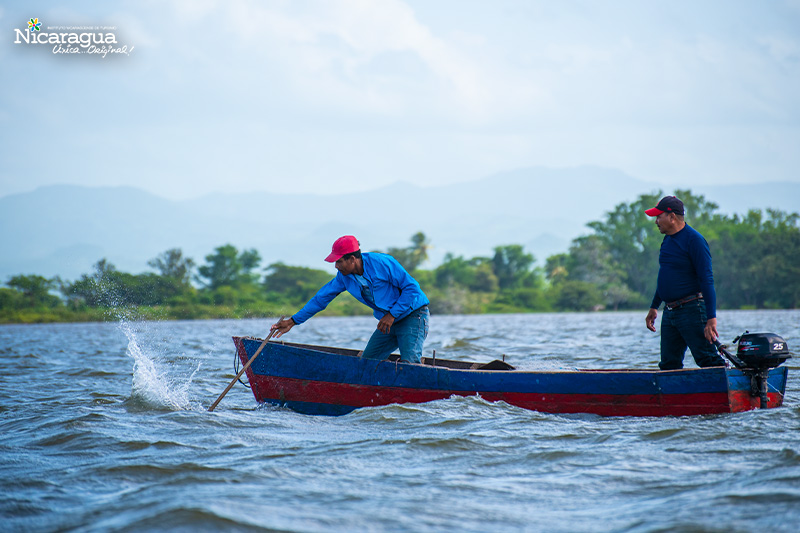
[247,374,774,417]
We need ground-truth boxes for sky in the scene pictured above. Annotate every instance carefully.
[1,0,799,200]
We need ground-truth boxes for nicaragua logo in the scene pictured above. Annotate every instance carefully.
[13,17,134,58]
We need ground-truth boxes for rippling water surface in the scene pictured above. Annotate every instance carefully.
[2,311,799,532]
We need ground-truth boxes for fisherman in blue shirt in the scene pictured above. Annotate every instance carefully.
[271,235,430,363]
[644,196,725,370]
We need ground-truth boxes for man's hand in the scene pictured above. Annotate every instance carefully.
[646,308,658,332]
[704,317,718,343]
[377,313,395,334]
[270,317,295,338]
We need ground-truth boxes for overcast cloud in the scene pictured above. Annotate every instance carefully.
[1,0,799,199]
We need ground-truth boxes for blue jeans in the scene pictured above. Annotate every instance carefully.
[362,306,429,363]
[659,299,724,370]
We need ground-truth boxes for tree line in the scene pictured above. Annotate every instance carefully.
[1,190,798,323]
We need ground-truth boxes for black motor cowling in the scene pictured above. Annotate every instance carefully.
[714,332,792,409]
[735,332,791,370]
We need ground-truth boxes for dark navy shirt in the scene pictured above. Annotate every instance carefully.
[650,224,717,319]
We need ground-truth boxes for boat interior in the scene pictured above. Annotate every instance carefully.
[264,339,517,371]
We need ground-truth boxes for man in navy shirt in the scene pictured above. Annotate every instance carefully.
[271,235,430,363]
[644,196,725,370]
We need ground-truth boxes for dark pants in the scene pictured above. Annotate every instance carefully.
[660,299,725,370]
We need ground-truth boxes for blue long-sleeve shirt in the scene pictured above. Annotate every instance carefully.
[650,224,717,319]
[292,252,429,325]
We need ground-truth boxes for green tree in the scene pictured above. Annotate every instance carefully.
[148,248,195,285]
[263,262,333,303]
[197,244,262,290]
[713,209,800,309]
[585,192,662,298]
[580,190,719,300]
[0,288,22,310]
[674,188,722,234]
[563,190,799,311]
[471,262,500,293]
[65,259,186,307]
[65,259,118,307]
[545,253,570,284]
[434,254,498,293]
[560,235,638,310]
[494,287,550,311]
[554,280,603,311]
[5,275,60,308]
[387,231,431,272]
[491,245,535,290]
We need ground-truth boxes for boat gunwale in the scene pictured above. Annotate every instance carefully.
[233,337,789,414]
[235,337,735,376]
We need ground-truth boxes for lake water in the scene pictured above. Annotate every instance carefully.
[1,310,799,532]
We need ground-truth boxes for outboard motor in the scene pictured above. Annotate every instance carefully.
[715,332,792,409]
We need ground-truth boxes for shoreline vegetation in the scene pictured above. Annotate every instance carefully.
[2,190,798,325]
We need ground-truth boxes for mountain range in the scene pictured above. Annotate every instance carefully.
[1,166,798,282]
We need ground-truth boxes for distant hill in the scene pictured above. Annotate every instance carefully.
[1,166,798,281]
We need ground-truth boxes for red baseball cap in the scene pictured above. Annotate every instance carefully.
[645,196,685,217]
[325,235,360,262]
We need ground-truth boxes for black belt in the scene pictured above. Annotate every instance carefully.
[666,292,703,310]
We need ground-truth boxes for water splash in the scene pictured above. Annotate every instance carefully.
[119,319,201,411]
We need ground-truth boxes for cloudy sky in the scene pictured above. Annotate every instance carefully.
[2,0,799,200]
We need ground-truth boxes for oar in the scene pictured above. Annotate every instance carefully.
[208,319,283,412]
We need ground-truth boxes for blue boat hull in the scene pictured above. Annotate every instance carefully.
[233,338,789,417]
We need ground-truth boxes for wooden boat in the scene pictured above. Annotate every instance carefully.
[232,337,790,417]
